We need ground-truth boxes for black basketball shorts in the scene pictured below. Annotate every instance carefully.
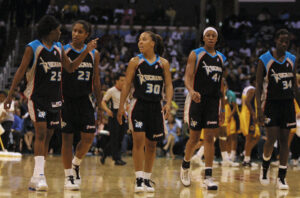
[128,98,166,141]
[263,99,296,129]
[61,95,96,134]
[187,96,220,130]
[28,99,60,129]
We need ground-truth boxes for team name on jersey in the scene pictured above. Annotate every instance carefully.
[40,57,61,73]
[202,61,222,75]
[137,69,163,85]
[78,62,93,68]
[270,69,293,83]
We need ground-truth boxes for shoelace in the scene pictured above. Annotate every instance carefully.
[136,178,143,187]
[73,164,81,180]
[183,169,189,180]
[68,175,75,184]
[144,179,155,187]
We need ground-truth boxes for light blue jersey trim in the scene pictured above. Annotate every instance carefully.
[137,54,160,66]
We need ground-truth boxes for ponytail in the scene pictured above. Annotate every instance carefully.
[144,31,165,56]
[154,34,164,56]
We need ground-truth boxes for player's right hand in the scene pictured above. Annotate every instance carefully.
[191,90,201,103]
[3,96,12,110]
[117,108,124,125]
[86,38,98,52]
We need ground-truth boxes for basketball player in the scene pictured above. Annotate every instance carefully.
[219,79,239,167]
[117,31,173,193]
[61,20,102,190]
[3,15,97,191]
[240,77,260,167]
[180,27,226,190]
[256,29,300,190]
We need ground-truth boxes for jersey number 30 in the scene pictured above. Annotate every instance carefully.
[146,83,160,95]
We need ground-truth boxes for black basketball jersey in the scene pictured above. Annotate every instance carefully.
[24,40,62,109]
[62,44,95,98]
[260,50,296,101]
[133,54,164,102]
[193,47,226,98]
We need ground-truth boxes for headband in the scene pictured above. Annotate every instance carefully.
[203,27,218,37]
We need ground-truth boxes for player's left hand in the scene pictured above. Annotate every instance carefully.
[96,109,102,126]
[162,103,171,120]
[219,112,225,125]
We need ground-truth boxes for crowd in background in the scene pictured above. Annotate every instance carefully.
[1,0,300,164]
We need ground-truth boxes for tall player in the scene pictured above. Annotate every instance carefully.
[256,29,300,190]
[180,27,225,190]
[3,15,97,191]
[61,20,102,190]
[117,31,173,193]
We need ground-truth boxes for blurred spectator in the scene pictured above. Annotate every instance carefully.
[257,7,271,23]
[78,0,90,21]
[0,91,14,150]
[113,4,124,24]
[46,0,60,19]
[165,6,176,26]
[163,113,181,159]
[122,5,136,25]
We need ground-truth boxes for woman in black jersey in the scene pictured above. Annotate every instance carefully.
[180,27,226,190]
[117,31,173,193]
[256,29,300,190]
[4,15,97,191]
[61,20,102,190]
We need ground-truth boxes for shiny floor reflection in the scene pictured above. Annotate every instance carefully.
[0,156,299,197]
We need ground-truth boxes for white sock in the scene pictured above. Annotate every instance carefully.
[135,171,144,178]
[33,156,45,177]
[263,154,271,161]
[196,146,204,159]
[72,156,82,166]
[65,169,73,177]
[144,172,152,180]
[221,152,229,161]
[230,150,236,161]
[244,156,250,163]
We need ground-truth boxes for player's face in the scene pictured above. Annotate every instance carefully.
[72,23,89,44]
[203,30,218,48]
[275,34,290,52]
[50,26,61,42]
[138,32,155,54]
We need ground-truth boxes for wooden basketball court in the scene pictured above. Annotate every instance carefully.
[0,156,299,197]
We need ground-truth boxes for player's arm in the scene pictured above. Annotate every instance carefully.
[219,78,225,125]
[245,89,257,122]
[62,38,98,73]
[293,58,300,105]
[162,58,173,119]
[255,60,265,125]
[92,50,102,121]
[4,46,33,109]
[184,51,200,103]
[117,57,138,124]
